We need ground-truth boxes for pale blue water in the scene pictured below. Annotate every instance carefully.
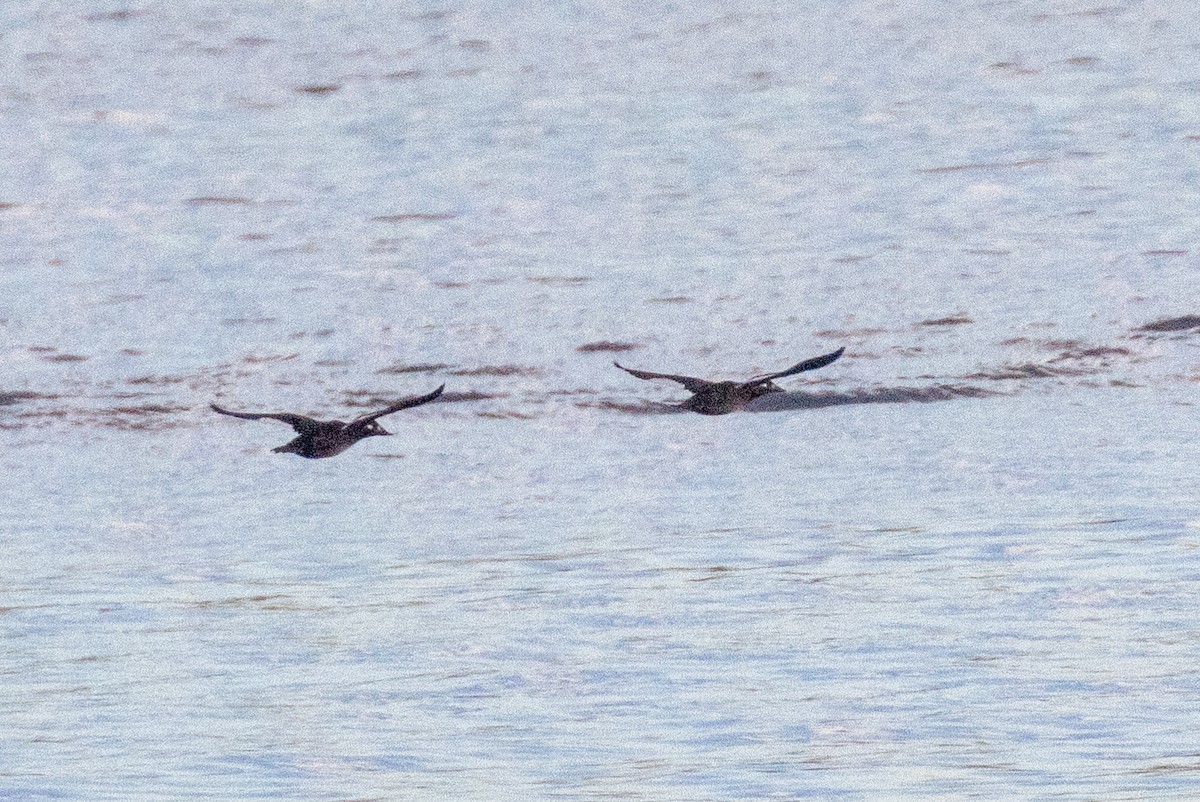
[3,1,1200,799]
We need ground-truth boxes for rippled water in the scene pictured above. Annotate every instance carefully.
[4,1,1200,799]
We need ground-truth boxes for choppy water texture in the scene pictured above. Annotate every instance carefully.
[4,1,1200,799]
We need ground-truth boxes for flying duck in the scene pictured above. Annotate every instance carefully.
[614,348,844,415]
[211,385,444,458]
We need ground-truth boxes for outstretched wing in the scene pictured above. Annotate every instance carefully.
[210,404,321,434]
[748,347,845,384]
[350,385,445,426]
[613,362,714,393]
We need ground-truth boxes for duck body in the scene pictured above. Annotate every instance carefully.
[270,419,380,459]
[678,380,783,415]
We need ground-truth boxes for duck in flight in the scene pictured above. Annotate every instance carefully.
[211,385,444,458]
[614,348,844,415]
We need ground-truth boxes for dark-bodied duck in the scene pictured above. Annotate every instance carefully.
[614,348,844,415]
[211,385,444,458]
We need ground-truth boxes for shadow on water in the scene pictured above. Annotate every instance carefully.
[580,384,997,415]
[1133,315,1200,334]
[747,384,996,412]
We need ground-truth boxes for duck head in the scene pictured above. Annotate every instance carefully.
[743,379,785,399]
[358,420,391,437]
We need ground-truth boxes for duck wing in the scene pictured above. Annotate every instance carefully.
[349,385,445,426]
[747,347,845,385]
[613,362,714,393]
[210,404,321,434]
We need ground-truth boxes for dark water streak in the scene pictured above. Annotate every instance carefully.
[3,316,1181,428]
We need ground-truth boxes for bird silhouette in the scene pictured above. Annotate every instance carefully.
[614,348,844,415]
[211,385,444,458]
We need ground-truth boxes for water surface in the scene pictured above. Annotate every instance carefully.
[3,1,1200,799]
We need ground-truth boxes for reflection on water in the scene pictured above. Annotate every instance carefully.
[4,0,1200,799]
